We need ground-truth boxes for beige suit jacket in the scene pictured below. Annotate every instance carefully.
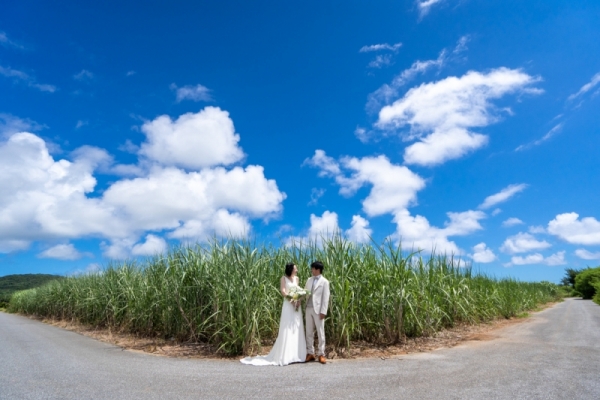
[305,275,330,315]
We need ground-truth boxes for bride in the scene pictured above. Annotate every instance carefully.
[240,263,307,366]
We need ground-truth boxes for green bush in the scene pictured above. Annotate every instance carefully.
[574,267,600,300]
[592,281,600,306]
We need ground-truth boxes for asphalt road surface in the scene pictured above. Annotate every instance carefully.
[1,298,599,399]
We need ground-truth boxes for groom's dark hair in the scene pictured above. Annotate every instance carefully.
[285,263,295,277]
[311,261,324,272]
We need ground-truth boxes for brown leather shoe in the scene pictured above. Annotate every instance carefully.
[318,355,327,364]
[305,354,315,362]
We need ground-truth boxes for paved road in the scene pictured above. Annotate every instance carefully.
[1,298,599,399]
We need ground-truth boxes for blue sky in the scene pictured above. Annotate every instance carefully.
[1,0,599,282]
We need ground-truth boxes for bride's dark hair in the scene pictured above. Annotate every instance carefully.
[284,263,295,277]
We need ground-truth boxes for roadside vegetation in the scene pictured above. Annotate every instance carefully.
[9,237,561,356]
[559,266,600,305]
[0,274,64,309]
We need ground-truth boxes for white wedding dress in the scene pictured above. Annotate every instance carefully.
[240,277,307,366]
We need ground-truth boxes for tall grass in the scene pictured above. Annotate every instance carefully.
[9,236,560,355]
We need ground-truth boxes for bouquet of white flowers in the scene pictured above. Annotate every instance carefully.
[286,286,310,302]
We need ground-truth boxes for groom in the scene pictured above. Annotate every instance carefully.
[305,260,330,364]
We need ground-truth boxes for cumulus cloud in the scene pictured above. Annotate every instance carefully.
[139,107,245,169]
[171,83,213,102]
[0,65,56,92]
[547,212,600,245]
[0,107,285,258]
[507,251,566,266]
[345,215,372,243]
[574,249,600,260]
[287,211,341,245]
[470,242,496,263]
[305,149,484,254]
[38,243,86,260]
[568,72,600,101]
[305,150,426,216]
[376,68,541,166]
[479,184,528,210]
[393,209,486,254]
[502,217,524,227]
[500,232,551,254]
[131,234,168,256]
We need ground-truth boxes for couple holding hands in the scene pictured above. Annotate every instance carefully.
[240,261,330,366]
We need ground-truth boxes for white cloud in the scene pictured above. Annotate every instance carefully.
[491,208,502,216]
[103,165,284,234]
[0,65,56,92]
[0,114,45,136]
[131,234,167,256]
[529,225,546,234]
[500,232,551,254]
[38,243,86,260]
[470,242,496,263]
[308,188,326,206]
[73,70,94,81]
[306,150,485,254]
[305,150,426,216]
[308,211,340,238]
[287,211,340,246]
[502,217,524,227]
[368,54,394,69]
[507,251,566,266]
[0,31,24,49]
[345,215,372,243]
[574,249,600,260]
[0,240,30,253]
[417,0,445,17]
[367,44,452,112]
[479,183,528,210]
[547,212,600,245]
[0,107,285,258]
[139,107,245,169]
[545,251,567,266]
[304,149,342,177]
[75,120,88,129]
[359,42,402,53]
[568,72,600,101]
[69,263,102,276]
[515,123,563,151]
[170,83,213,102]
[393,209,485,254]
[376,68,541,166]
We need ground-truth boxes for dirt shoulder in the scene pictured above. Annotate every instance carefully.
[28,302,558,360]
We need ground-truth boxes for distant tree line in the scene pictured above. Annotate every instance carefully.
[561,267,600,305]
[0,274,64,308]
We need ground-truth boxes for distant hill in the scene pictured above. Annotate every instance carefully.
[0,274,64,307]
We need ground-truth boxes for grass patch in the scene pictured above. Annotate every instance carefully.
[9,237,562,356]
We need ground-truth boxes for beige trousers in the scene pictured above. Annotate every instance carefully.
[305,306,326,356]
